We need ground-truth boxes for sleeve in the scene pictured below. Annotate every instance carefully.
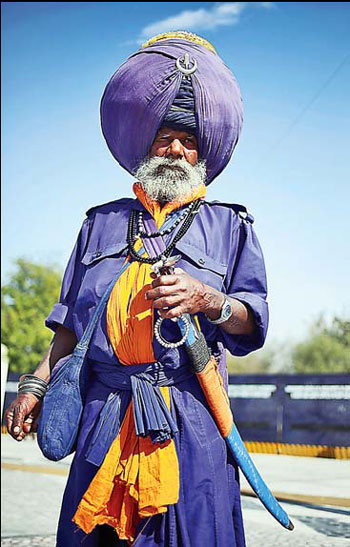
[45,217,90,333]
[217,218,269,356]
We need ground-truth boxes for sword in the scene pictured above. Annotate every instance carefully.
[152,256,294,531]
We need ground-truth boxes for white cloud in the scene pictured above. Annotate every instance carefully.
[140,2,274,38]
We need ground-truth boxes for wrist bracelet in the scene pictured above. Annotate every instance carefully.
[18,375,48,400]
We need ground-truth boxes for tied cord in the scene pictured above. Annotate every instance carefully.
[131,375,178,443]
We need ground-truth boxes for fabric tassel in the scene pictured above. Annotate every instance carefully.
[85,390,130,466]
[131,376,178,444]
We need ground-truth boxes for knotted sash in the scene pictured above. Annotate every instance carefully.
[85,361,192,466]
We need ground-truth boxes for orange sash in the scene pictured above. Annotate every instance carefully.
[73,183,206,542]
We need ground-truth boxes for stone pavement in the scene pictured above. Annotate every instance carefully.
[2,435,350,546]
[242,496,350,546]
[1,538,55,546]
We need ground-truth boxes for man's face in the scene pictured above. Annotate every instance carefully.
[134,126,206,204]
[149,127,198,166]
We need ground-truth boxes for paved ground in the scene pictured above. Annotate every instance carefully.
[2,435,350,546]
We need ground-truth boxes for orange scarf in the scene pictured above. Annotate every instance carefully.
[73,183,206,543]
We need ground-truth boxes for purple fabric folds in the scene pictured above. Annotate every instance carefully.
[163,77,197,133]
[100,38,243,184]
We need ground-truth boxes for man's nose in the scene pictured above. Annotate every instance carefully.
[165,139,184,159]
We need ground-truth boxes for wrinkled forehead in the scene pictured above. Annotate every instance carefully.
[154,126,197,139]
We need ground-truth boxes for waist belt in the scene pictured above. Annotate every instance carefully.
[85,360,193,466]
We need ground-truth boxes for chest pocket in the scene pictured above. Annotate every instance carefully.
[81,241,129,267]
[81,241,129,299]
[174,239,227,292]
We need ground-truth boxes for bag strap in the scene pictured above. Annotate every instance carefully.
[75,259,131,353]
[73,211,180,357]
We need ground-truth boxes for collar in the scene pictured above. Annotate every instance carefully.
[132,182,206,228]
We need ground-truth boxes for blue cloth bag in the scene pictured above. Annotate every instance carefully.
[37,260,131,461]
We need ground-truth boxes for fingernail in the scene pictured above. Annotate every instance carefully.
[13,426,20,433]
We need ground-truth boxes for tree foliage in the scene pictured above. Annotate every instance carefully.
[227,317,349,375]
[292,317,350,374]
[1,259,62,373]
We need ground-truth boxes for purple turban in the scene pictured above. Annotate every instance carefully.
[100,33,243,184]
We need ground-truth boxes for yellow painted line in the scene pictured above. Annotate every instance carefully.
[241,488,350,508]
[1,461,69,476]
[244,441,350,459]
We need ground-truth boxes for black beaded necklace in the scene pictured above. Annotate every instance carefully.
[137,200,196,239]
[127,199,203,264]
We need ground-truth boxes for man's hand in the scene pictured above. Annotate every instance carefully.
[146,267,223,319]
[5,393,42,441]
[4,325,78,443]
[146,267,255,335]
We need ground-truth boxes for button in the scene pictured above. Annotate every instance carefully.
[198,258,205,265]
[94,251,102,258]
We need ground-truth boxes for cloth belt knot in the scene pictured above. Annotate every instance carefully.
[85,360,193,466]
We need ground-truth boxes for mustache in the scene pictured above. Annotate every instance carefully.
[134,156,207,203]
[153,159,190,177]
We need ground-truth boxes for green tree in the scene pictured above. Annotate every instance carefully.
[1,259,62,373]
[292,317,350,373]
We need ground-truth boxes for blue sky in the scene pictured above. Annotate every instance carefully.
[2,2,350,347]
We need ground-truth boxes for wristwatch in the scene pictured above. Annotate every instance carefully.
[206,296,232,325]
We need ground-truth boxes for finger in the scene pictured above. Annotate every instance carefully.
[150,275,179,289]
[146,285,179,301]
[5,407,15,436]
[152,295,183,309]
[162,306,185,319]
[6,407,25,440]
[23,423,32,434]
[23,415,34,434]
[12,404,26,436]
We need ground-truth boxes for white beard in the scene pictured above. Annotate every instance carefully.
[134,156,207,204]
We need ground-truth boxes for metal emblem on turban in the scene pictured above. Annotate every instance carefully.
[176,53,198,75]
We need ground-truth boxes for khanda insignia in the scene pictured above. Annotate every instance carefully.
[176,53,198,75]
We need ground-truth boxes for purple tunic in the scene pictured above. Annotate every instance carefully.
[46,197,268,546]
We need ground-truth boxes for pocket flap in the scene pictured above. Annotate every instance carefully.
[82,241,128,265]
[175,240,227,275]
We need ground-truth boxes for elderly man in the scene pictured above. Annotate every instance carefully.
[6,32,268,546]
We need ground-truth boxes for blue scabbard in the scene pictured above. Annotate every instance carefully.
[225,422,293,529]
[177,314,294,531]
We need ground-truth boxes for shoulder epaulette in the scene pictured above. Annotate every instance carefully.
[205,200,254,223]
[85,197,135,217]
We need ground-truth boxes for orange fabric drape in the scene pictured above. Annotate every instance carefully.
[73,389,179,543]
[73,184,206,542]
